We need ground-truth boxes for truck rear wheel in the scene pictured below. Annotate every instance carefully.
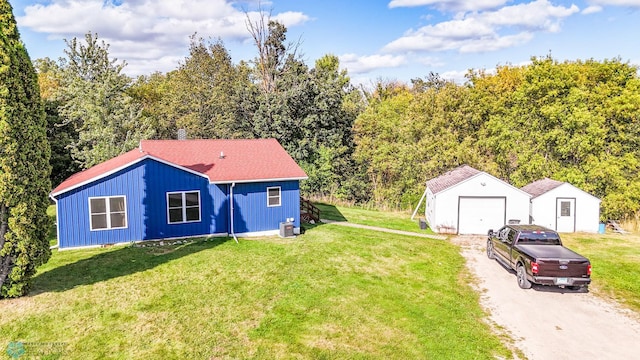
[517,264,532,289]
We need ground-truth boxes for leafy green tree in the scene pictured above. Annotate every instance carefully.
[306,55,357,152]
[353,84,414,207]
[249,19,310,158]
[299,55,365,200]
[248,21,365,200]
[247,15,299,95]
[354,77,483,209]
[164,36,250,139]
[467,64,526,177]
[355,57,640,217]
[35,58,80,186]
[57,32,153,168]
[130,37,256,140]
[471,56,640,219]
[247,15,313,159]
[128,72,173,139]
[0,0,52,297]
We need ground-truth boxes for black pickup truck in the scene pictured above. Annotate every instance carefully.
[487,224,591,290]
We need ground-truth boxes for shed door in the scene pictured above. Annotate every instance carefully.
[556,198,576,232]
[458,197,506,235]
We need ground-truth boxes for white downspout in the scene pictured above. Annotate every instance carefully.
[229,182,238,243]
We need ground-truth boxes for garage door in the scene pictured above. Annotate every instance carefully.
[458,197,506,235]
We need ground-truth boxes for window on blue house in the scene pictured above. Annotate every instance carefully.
[167,191,201,224]
[267,186,281,207]
[89,196,127,230]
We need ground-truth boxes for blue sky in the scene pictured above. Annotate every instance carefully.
[12,0,640,84]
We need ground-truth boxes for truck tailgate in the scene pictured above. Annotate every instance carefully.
[516,244,590,277]
[536,259,590,277]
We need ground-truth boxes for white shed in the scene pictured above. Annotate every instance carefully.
[521,178,601,233]
[422,165,531,235]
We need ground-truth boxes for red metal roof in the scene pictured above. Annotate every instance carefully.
[52,139,308,196]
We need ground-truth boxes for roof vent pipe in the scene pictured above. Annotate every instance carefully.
[219,151,225,159]
[177,129,187,140]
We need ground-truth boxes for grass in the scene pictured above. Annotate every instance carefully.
[562,232,640,313]
[11,203,640,359]
[0,222,510,359]
[619,217,640,233]
[47,205,57,247]
[315,202,435,234]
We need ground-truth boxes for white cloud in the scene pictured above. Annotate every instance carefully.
[272,11,312,27]
[459,32,534,52]
[386,0,640,13]
[588,0,640,7]
[17,0,309,75]
[383,0,578,54]
[439,69,471,83]
[417,56,445,67]
[124,55,185,78]
[480,1,579,31]
[339,53,407,74]
[388,0,509,12]
[582,5,603,14]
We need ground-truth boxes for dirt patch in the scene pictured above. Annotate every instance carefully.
[453,235,640,360]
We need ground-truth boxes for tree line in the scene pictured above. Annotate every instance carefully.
[3,0,640,297]
[41,27,640,221]
[356,59,640,220]
[41,22,365,202]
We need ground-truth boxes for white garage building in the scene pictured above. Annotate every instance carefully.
[521,178,601,233]
[424,165,530,234]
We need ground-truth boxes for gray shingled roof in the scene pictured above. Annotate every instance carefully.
[427,165,481,194]
[521,178,564,198]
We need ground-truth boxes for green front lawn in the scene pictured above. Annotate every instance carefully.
[562,232,640,313]
[9,203,639,359]
[0,223,509,359]
[315,202,435,234]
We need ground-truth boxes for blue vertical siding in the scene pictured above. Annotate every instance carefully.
[56,161,147,248]
[55,159,230,248]
[142,160,228,240]
[54,158,301,248]
[232,181,301,234]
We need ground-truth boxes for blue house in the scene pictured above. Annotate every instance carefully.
[50,139,308,249]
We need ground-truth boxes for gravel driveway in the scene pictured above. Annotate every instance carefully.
[452,236,640,360]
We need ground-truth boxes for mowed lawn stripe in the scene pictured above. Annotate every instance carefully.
[562,233,640,313]
[0,224,511,359]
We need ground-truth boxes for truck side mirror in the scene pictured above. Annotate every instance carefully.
[488,229,494,237]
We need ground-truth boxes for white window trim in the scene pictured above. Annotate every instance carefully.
[166,190,202,224]
[88,195,128,231]
[267,186,281,207]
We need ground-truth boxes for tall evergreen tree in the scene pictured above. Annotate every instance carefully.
[0,0,52,297]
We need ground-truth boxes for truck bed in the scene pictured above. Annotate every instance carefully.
[515,244,587,261]
[516,244,590,278]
